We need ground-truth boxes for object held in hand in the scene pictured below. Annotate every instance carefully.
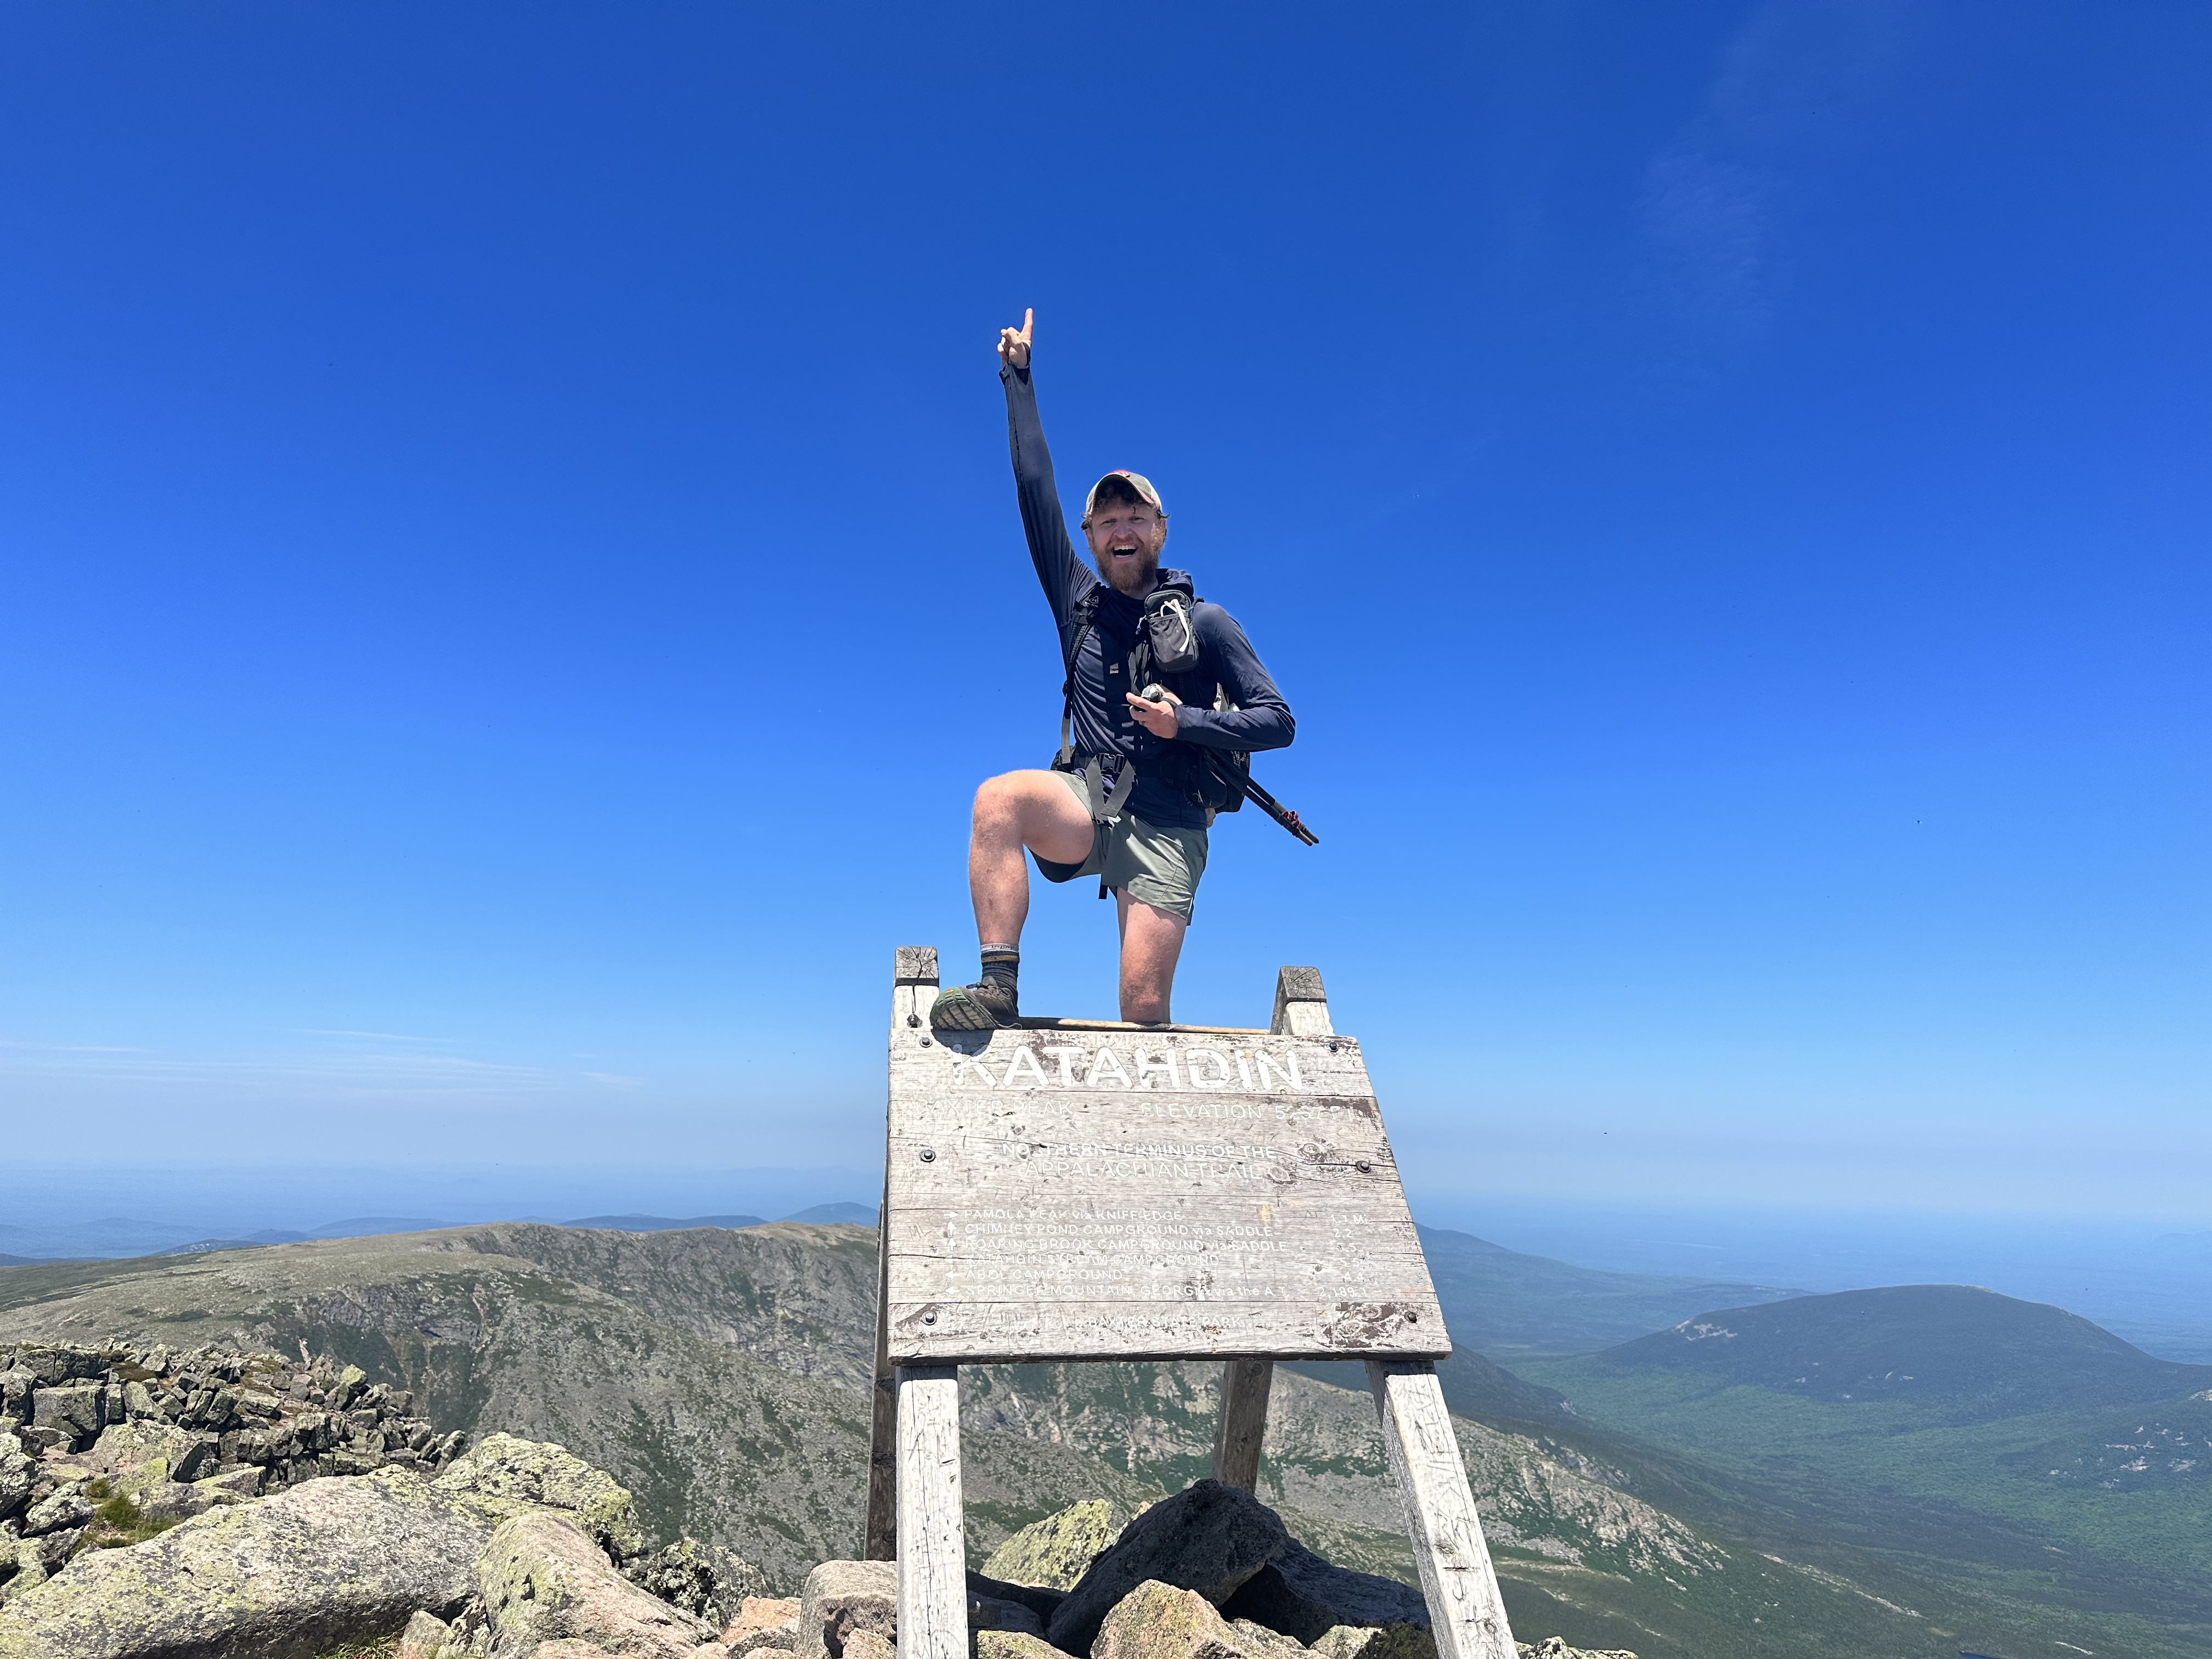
[1143,686,1318,846]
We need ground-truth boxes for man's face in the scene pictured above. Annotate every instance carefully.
[1084,498,1168,596]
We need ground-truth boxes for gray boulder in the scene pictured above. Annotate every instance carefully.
[718,1594,802,1657]
[395,1609,456,1657]
[0,1454,32,1523]
[472,1509,715,1657]
[795,1560,896,1659]
[31,1385,103,1447]
[1047,1482,1288,1656]
[623,1536,762,1630]
[982,1498,1139,1592]
[1220,1540,1431,1653]
[438,1432,646,1561]
[0,1467,499,1659]
[966,1567,1065,1625]
[1091,1581,1276,1659]
[21,1488,92,1538]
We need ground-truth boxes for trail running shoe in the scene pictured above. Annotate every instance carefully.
[929,981,1020,1031]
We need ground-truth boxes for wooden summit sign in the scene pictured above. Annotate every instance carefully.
[864,949,1516,1659]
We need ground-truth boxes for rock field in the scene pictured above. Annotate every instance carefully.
[0,1341,1630,1659]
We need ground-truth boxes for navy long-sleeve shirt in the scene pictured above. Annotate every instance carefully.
[1002,361,1294,830]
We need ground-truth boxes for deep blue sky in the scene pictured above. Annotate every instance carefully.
[5,3,2205,1222]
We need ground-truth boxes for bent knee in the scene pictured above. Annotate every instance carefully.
[972,772,1025,823]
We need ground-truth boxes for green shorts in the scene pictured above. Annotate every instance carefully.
[1032,769,1210,924]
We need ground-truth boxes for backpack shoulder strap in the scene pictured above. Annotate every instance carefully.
[1057,588,1103,768]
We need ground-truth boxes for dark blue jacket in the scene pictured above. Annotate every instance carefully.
[1002,362,1295,831]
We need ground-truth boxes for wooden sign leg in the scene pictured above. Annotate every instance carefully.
[1211,1358,1274,1492]
[1364,1359,1515,1659]
[862,1180,897,1560]
[894,1363,969,1659]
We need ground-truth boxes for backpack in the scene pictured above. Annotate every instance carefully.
[1056,583,1248,820]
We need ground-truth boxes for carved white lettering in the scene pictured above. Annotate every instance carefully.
[950,1055,998,1089]
[1186,1049,1233,1089]
[1136,1048,1182,1090]
[1085,1047,1133,1089]
[1041,1045,1089,1086]
[1001,1047,1049,1088]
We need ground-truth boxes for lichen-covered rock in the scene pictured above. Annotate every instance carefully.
[191,1465,263,1504]
[80,1420,201,1485]
[1048,1482,1287,1656]
[0,1466,500,1659]
[1514,1643,1636,1659]
[1229,1618,1311,1659]
[1221,1541,1430,1657]
[625,1536,763,1630]
[20,1488,92,1538]
[842,1632,894,1659]
[1093,1581,1274,1659]
[794,1560,895,1659]
[31,1385,103,1447]
[397,1608,458,1658]
[475,1510,715,1658]
[0,1459,35,1525]
[1309,1628,1435,1659]
[975,1635,1065,1659]
[720,1593,802,1656]
[981,1498,1138,1592]
[439,1432,646,1561]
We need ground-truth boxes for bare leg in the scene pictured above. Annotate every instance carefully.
[969,771,1095,947]
[1115,891,1188,1023]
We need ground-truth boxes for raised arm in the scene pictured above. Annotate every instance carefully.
[998,308,1094,633]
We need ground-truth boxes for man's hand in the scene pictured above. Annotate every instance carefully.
[1127,686,1180,739]
[998,307,1033,370]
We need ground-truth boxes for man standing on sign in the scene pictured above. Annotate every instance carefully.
[930,310,1298,1032]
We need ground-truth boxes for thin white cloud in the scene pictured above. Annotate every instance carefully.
[1637,0,1904,354]
[0,1041,641,1102]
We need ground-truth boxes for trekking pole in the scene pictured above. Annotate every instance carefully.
[1237,773,1319,846]
[1143,684,1319,847]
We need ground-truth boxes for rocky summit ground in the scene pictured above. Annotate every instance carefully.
[0,1345,1627,1659]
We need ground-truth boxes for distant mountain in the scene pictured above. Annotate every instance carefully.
[0,1255,38,1267]
[780,1201,878,1224]
[1591,1284,2212,1420]
[172,1238,283,1255]
[308,1216,448,1238]
[1519,1285,2212,1649]
[1413,1224,1804,1358]
[557,1212,765,1231]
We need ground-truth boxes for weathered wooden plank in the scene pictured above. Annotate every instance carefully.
[1211,1358,1274,1491]
[895,945,940,984]
[895,1364,968,1659]
[891,1026,1375,1097]
[1366,1361,1515,1659]
[862,1180,896,1561]
[1272,966,1334,1039]
[885,1297,1445,1363]
[883,1003,1441,1362]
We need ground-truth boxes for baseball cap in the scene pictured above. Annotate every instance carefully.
[1082,469,1167,522]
